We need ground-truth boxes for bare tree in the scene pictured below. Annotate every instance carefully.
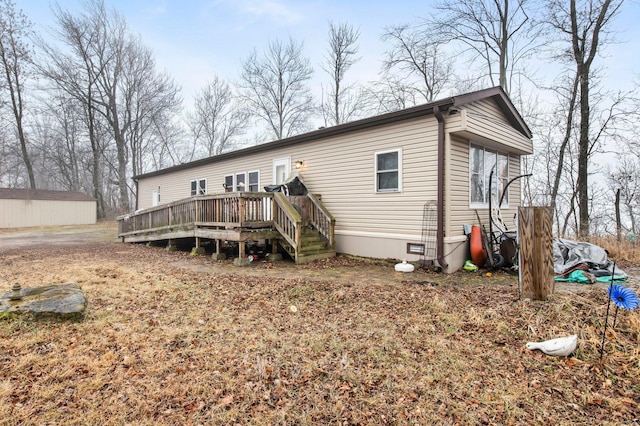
[189,75,247,157]
[546,0,623,237]
[121,38,182,177]
[607,155,640,237]
[39,0,182,213]
[0,0,36,188]
[381,24,454,103]
[239,38,314,140]
[320,21,364,126]
[362,76,422,114]
[430,0,541,96]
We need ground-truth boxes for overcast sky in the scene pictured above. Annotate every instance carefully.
[21,0,640,106]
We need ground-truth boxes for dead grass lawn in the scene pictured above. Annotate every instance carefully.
[0,225,639,425]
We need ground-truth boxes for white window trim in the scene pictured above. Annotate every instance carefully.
[191,178,207,196]
[273,157,291,185]
[468,144,509,209]
[375,148,402,193]
[224,174,233,192]
[152,189,159,207]
[235,172,247,192]
[248,170,260,192]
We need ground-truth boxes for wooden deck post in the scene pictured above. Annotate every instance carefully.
[518,206,554,300]
[191,237,206,255]
[212,239,226,260]
[239,197,246,224]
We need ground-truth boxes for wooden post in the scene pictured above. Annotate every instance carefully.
[239,196,246,225]
[518,206,554,300]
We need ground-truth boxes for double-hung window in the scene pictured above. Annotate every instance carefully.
[375,149,402,193]
[224,175,233,192]
[224,172,259,192]
[469,144,509,207]
[190,178,206,196]
[235,173,246,192]
[248,171,260,192]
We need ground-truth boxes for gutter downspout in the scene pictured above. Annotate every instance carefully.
[433,106,448,270]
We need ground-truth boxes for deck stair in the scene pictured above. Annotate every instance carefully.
[279,226,336,263]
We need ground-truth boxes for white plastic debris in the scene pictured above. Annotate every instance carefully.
[526,334,577,357]
[394,260,414,273]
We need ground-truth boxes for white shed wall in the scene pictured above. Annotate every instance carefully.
[0,199,97,228]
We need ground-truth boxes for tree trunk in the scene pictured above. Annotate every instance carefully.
[576,66,590,237]
[15,114,36,189]
[499,0,509,93]
[550,72,579,216]
[615,188,621,242]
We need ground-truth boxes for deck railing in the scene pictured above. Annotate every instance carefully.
[118,192,274,236]
[272,192,302,250]
[117,191,336,259]
[307,193,336,249]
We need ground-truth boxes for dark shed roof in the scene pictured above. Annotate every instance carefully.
[0,188,96,202]
[135,86,530,180]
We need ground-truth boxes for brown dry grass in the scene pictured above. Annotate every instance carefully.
[587,235,640,266]
[1,224,639,425]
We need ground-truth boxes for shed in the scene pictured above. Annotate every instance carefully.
[0,188,97,228]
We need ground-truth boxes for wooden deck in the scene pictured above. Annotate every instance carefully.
[117,192,336,263]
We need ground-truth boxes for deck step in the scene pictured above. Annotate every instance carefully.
[296,250,337,264]
[278,227,335,264]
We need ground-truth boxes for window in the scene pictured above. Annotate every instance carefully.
[273,158,290,185]
[190,178,206,196]
[469,144,509,207]
[248,171,260,192]
[375,149,401,192]
[152,186,161,207]
[235,173,246,192]
[224,175,233,192]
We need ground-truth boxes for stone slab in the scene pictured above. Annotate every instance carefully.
[0,282,87,322]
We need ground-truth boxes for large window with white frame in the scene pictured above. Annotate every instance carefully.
[190,178,206,196]
[469,144,509,207]
[375,149,402,193]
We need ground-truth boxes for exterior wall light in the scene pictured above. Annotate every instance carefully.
[295,160,304,169]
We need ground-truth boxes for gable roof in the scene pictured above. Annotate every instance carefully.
[135,86,531,180]
[0,188,96,202]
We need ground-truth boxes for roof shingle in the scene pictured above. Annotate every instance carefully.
[0,188,96,202]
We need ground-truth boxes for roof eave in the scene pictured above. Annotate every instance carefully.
[134,98,456,180]
[453,86,532,139]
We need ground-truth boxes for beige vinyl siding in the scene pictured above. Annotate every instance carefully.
[451,99,533,155]
[447,136,471,237]
[138,116,439,236]
[0,199,96,228]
